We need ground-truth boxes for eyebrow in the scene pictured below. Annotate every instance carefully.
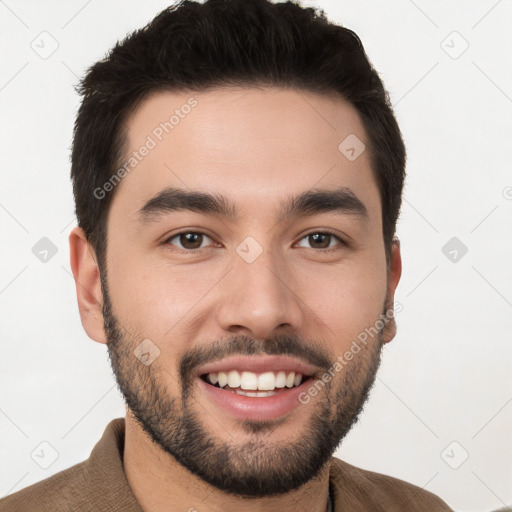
[137,186,368,224]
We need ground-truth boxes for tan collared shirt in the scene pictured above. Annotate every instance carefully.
[0,418,453,511]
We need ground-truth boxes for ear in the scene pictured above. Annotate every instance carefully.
[69,226,107,344]
[381,238,402,344]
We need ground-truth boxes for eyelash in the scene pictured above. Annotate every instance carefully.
[163,230,346,254]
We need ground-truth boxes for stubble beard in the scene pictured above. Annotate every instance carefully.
[102,277,383,498]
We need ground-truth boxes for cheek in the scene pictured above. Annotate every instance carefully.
[106,250,218,337]
[302,258,387,349]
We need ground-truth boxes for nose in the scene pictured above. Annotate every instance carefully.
[215,246,304,341]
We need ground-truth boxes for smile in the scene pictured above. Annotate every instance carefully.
[201,370,305,397]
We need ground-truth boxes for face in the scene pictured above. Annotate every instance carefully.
[88,87,400,497]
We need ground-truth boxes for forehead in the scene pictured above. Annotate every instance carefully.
[110,86,381,224]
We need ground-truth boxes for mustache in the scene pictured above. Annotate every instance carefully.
[179,333,334,384]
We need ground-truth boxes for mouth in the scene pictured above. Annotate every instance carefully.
[195,356,318,421]
[200,370,309,398]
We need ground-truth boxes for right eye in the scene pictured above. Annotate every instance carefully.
[164,231,217,251]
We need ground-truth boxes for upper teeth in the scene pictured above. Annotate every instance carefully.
[207,370,303,390]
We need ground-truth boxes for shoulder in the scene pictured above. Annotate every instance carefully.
[0,460,92,512]
[0,418,135,512]
[329,457,453,511]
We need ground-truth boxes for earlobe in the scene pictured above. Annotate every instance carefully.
[381,238,402,344]
[69,227,107,344]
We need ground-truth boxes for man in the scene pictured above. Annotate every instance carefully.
[1,0,453,510]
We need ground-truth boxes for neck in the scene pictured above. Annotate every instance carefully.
[123,412,331,512]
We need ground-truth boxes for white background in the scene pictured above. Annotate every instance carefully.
[1,1,511,510]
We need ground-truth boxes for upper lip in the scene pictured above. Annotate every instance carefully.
[197,355,318,378]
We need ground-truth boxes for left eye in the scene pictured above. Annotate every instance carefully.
[296,232,344,250]
[166,232,214,250]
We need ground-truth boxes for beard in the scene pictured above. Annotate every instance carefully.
[101,276,384,498]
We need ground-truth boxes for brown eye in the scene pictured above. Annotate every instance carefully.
[166,232,213,250]
[308,233,330,249]
[296,232,344,251]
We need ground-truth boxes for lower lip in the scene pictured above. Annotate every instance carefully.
[197,377,313,421]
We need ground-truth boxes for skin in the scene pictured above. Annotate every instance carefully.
[70,86,402,512]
